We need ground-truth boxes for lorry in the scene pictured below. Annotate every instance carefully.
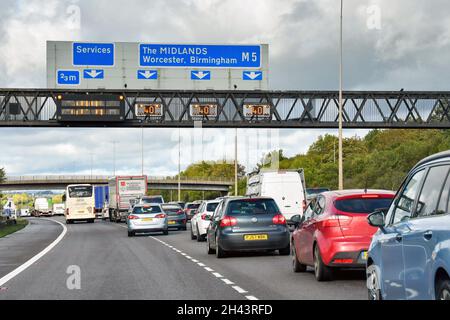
[2,198,17,221]
[108,176,147,223]
[246,169,307,225]
[33,197,52,216]
[94,185,109,217]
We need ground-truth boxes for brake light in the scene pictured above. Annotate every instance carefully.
[66,208,69,215]
[272,214,286,225]
[220,216,237,227]
[321,215,352,227]
[155,214,166,219]
[128,215,139,220]
[361,194,379,199]
[334,258,353,264]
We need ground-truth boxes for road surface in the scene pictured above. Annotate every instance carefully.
[0,217,367,300]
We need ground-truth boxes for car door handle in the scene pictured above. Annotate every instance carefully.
[395,234,403,242]
[423,230,433,241]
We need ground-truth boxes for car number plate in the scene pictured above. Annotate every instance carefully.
[244,234,268,241]
[78,210,84,213]
[142,218,153,222]
[361,251,368,260]
[168,220,176,225]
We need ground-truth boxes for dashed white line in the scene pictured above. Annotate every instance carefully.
[204,267,214,272]
[197,262,205,267]
[232,286,248,294]
[222,278,234,285]
[212,272,223,278]
[246,295,259,300]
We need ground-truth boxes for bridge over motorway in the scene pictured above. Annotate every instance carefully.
[0,89,449,128]
[0,176,233,193]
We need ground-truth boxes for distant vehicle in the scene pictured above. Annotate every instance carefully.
[246,169,307,225]
[52,203,65,216]
[169,201,186,209]
[134,195,165,206]
[64,184,96,224]
[94,185,109,217]
[108,176,148,223]
[127,204,168,237]
[33,197,52,216]
[20,208,31,217]
[101,201,109,220]
[206,197,291,258]
[161,203,187,231]
[367,150,450,300]
[2,198,17,221]
[184,202,201,220]
[290,189,395,282]
[306,188,330,200]
[190,200,220,242]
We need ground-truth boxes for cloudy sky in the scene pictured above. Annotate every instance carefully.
[0,0,449,177]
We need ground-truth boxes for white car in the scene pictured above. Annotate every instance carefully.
[190,200,220,242]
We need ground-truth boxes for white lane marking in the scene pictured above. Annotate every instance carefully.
[246,295,259,300]
[204,267,214,272]
[222,278,234,285]
[197,262,205,267]
[212,272,223,278]
[232,286,248,294]
[191,259,199,263]
[0,218,67,287]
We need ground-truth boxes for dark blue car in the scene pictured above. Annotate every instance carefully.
[367,150,450,300]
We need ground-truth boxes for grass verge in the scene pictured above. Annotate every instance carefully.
[0,218,29,238]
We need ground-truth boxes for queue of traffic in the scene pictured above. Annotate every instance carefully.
[53,150,450,300]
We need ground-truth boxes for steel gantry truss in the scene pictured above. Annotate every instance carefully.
[0,88,450,128]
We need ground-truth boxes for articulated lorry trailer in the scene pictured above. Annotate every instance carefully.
[108,176,147,222]
[94,185,109,217]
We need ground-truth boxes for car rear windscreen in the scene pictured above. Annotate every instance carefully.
[68,186,93,198]
[162,206,181,215]
[187,203,200,209]
[142,197,163,204]
[227,199,279,215]
[133,206,161,214]
[335,197,393,214]
[306,188,329,195]
[206,202,219,212]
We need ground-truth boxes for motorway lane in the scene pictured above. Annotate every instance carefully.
[161,222,368,300]
[0,217,243,300]
[0,218,62,278]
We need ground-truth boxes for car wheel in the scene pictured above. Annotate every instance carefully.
[367,264,382,300]
[436,279,450,300]
[215,236,227,258]
[292,243,307,272]
[128,230,134,237]
[191,224,197,240]
[314,245,332,281]
[279,243,290,256]
[207,236,215,254]
[163,229,169,235]
[196,226,203,242]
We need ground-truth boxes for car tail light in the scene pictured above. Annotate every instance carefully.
[272,214,286,225]
[220,216,237,227]
[128,215,139,220]
[302,200,307,212]
[321,215,352,227]
[66,208,69,215]
[177,210,184,215]
[334,258,353,264]
[155,214,166,219]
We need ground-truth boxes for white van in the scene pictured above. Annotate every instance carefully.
[246,169,307,224]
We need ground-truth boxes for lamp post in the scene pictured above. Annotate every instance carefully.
[338,0,344,190]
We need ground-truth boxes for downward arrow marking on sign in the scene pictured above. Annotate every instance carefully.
[139,70,156,79]
[244,72,261,80]
[86,70,103,78]
[192,71,209,79]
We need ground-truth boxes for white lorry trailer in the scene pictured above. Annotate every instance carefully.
[246,169,307,225]
[33,197,52,216]
[108,176,148,223]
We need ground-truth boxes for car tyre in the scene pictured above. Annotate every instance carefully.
[207,237,215,254]
[191,224,197,240]
[196,226,203,242]
[128,230,134,237]
[436,279,450,300]
[314,245,332,281]
[215,236,227,258]
[163,229,169,235]
[279,243,290,256]
[367,264,382,300]
[292,243,307,272]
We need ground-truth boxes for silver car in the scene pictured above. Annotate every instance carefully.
[127,204,168,237]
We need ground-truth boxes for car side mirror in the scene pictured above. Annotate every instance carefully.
[290,214,302,227]
[204,214,212,220]
[367,210,386,232]
[62,194,66,202]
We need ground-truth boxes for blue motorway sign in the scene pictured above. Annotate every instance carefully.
[140,44,261,68]
[83,69,104,79]
[243,71,262,80]
[57,70,80,85]
[191,70,210,80]
[73,42,114,66]
[137,70,158,80]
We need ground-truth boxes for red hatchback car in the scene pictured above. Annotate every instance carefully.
[290,189,395,281]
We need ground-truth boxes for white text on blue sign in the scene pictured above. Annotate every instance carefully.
[73,43,114,66]
[57,70,80,85]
